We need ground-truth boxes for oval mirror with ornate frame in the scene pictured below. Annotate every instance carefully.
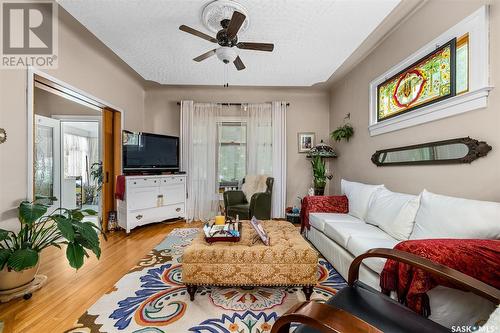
[371,137,492,166]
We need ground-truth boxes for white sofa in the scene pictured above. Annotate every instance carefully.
[306,179,500,328]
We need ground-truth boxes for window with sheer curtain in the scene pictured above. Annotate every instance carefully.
[180,100,287,220]
[64,133,98,184]
[216,104,273,189]
[217,122,247,187]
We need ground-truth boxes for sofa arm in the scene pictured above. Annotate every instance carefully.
[223,190,247,210]
[271,301,382,333]
[300,195,348,232]
[249,192,272,220]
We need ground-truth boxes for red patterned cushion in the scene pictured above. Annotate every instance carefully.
[300,195,349,233]
[380,239,500,317]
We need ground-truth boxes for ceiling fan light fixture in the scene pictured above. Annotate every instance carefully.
[216,46,237,64]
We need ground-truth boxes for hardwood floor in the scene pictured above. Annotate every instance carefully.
[0,221,197,333]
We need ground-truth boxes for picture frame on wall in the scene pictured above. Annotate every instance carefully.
[298,132,315,153]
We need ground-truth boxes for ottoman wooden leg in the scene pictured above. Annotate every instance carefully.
[302,285,313,301]
[187,285,197,301]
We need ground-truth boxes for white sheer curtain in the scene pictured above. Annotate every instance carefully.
[64,133,90,183]
[271,101,287,218]
[246,103,272,176]
[180,101,221,221]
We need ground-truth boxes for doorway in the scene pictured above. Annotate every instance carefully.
[29,69,123,232]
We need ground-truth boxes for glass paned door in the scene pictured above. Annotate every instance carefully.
[34,115,61,211]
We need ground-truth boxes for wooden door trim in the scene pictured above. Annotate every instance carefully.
[102,108,122,232]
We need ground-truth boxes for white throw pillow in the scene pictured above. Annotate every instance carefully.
[410,190,500,240]
[366,188,420,240]
[341,179,384,220]
[241,175,269,202]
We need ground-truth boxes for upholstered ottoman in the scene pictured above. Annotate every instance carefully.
[182,220,318,301]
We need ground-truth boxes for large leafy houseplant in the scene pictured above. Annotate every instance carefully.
[0,201,103,272]
[311,156,332,195]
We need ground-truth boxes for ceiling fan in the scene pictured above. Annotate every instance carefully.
[179,10,274,71]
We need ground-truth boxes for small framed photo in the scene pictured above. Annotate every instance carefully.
[298,132,315,153]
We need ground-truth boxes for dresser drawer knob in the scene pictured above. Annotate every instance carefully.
[175,207,181,212]
[136,214,143,220]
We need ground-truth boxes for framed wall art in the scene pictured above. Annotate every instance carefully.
[297,132,315,153]
[377,38,457,122]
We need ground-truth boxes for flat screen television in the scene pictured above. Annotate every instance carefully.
[123,131,179,172]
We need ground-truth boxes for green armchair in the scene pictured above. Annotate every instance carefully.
[223,177,274,220]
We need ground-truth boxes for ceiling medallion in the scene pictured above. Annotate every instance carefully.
[202,0,250,34]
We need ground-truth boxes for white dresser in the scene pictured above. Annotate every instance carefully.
[117,174,187,233]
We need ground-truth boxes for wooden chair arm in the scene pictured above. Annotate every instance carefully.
[348,248,500,305]
[270,301,382,333]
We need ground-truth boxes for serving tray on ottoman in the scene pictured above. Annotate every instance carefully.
[204,222,241,243]
[182,220,318,301]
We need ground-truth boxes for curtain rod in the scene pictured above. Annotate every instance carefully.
[176,102,290,106]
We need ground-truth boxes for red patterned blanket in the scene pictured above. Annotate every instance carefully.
[380,239,500,317]
[300,195,348,233]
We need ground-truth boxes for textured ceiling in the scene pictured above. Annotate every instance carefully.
[57,0,400,86]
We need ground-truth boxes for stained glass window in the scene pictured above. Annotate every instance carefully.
[377,38,460,122]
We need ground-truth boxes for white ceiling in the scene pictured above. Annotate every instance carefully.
[58,0,401,87]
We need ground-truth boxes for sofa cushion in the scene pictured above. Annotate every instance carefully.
[410,190,500,240]
[323,222,390,248]
[341,179,383,220]
[309,213,362,232]
[366,188,421,240]
[347,236,400,274]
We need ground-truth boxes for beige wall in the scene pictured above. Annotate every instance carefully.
[34,87,102,117]
[0,5,145,230]
[329,0,500,201]
[144,86,331,207]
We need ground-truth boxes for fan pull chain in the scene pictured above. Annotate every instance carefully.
[224,64,229,88]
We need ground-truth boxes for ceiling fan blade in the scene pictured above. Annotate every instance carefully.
[193,49,216,62]
[233,56,245,71]
[237,42,274,52]
[226,11,246,39]
[179,25,217,43]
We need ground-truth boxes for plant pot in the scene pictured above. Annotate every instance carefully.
[314,187,325,196]
[0,262,40,292]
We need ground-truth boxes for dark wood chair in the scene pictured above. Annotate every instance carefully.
[271,248,500,333]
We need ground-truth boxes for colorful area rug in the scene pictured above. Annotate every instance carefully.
[67,228,346,333]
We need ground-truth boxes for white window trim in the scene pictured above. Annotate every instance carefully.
[369,5,492,136]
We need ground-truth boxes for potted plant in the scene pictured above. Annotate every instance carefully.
[311,156,332,195]
[330,123,354,142]
[0,200,103,292]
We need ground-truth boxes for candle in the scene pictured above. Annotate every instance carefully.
[215,215,225,225]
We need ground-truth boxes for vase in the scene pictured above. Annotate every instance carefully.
[0,262,40,293]
[314,187,325,196]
